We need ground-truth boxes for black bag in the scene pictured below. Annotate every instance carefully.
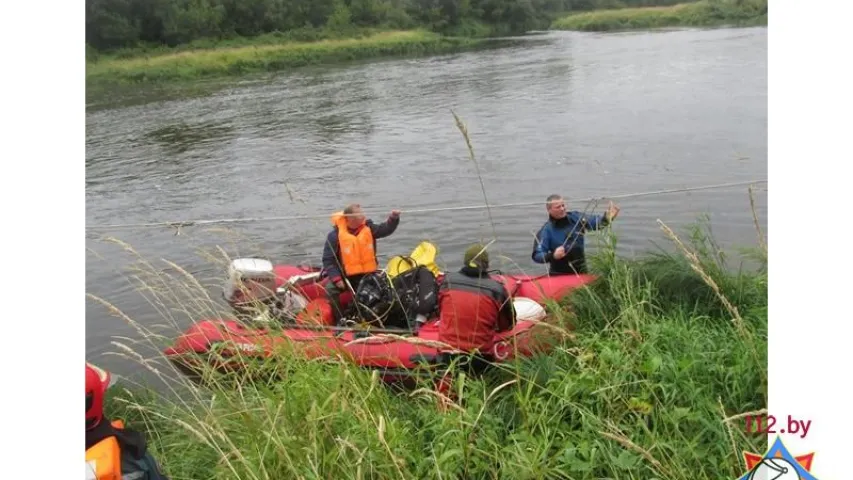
[353,267,438,329]
[353,271,395,325]
[390,266,438,327]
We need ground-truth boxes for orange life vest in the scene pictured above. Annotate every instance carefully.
[85,420,124,480]
[331,211,378,277]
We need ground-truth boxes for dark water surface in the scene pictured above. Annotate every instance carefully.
[86,27,767,381]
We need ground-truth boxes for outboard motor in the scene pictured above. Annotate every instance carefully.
[222,258,308,322]
[223,258,277,317]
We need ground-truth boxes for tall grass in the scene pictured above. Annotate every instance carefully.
[89,111,767,478]
[91,214,767,480]
[552,0,768,32]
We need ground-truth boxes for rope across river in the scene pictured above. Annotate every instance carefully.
[85,179,767,232]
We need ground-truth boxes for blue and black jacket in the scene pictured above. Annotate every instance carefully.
[532,211,610,274]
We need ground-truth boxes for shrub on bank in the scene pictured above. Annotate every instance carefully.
[86,30,486,88]
[552,0,768,32]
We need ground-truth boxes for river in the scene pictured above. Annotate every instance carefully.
[85,27,767,381]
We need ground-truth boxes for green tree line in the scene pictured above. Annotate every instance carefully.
[85,0,695,51]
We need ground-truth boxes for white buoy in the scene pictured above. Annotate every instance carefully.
[513,297,547,322]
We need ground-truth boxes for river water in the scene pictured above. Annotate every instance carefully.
[86,27,767,380]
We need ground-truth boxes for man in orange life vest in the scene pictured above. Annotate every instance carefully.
[322,203,401,324]
[437,243,516,367]
[86,363,170,480]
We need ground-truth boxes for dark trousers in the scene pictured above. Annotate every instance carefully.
[549,248,588,275]
[436,352,492,376]
[325,274,365,323]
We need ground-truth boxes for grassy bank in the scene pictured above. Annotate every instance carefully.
[86,29,485,89]
[85,0,768,101]
[96,214,768,479]
[552,0,767,32]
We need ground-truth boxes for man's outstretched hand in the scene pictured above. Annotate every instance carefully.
[606,201,620,221]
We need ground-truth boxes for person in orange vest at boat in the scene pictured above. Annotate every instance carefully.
[86,363,170,480]
[436,244,516,370]
[532,194,620,275]
[322,203,401,324]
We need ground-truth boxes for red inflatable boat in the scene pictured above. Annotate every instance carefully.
[163,258,596,384]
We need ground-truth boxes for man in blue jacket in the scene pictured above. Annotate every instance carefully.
[532,194,620,275]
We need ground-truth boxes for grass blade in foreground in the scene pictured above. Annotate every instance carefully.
[97,216,767,479]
